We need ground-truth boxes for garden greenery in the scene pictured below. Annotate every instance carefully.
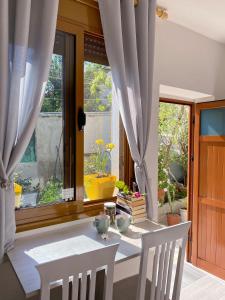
[158,103,189,202]
[84,62,112,112]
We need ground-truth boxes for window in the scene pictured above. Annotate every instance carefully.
[15,24,133,231]
[83,34,120,200]
[14,31,75,209]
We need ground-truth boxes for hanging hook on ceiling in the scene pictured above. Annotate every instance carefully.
[134,0,139,7]
[156,6,168,20]
[134,1,168,21]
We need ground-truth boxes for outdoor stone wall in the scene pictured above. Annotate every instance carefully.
[16,112,112,186]
[84,112,111,154]
[16,113,63,186]
[36,113,64,183]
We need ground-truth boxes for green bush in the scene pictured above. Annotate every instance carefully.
[38,178,62,205]
[158,103,189,199]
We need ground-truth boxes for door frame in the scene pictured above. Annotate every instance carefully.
[192,100,225,269]
[159,98,195,261]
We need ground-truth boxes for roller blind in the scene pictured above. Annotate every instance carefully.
[84,34,109,65]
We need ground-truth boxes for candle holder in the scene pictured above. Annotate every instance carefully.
[104,202,116,225]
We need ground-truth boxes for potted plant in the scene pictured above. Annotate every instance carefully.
[14,182,22,209]
[14,173,40,208]
[38,177,62,205]
[158,186,166,207]
[115,180,131,197]
[84,139,116,200]
[180,197,188,222]
[166,183,181,226]
[115,180,147,202]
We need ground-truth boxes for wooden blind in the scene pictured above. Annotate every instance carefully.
[84,34,109,65]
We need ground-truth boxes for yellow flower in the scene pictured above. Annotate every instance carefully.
[14,183,22,194]
[106,143,115,151]
[95,139,104,145]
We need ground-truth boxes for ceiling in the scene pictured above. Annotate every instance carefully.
[160,85,214,103]
[157,0,225,44]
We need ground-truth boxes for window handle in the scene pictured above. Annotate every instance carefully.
[78,108,86,131]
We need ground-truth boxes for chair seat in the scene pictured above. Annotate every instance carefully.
[113,275,172,300]
[113,275,151,300]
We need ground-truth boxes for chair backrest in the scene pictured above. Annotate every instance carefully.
[136,221,191,300]
[36,243,119,300]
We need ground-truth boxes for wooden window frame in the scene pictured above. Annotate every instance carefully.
[16,18,133,232]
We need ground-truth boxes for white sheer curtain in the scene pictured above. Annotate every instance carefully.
[0,0,59,261]
[99,0,157,220]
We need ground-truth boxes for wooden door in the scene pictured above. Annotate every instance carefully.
[192,100,225,279]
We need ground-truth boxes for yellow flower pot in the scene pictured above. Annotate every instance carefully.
[14,183,22,209]
[84,174,116,200]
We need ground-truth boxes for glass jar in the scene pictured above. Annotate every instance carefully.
[104,202,116,225]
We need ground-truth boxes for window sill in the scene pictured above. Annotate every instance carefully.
[16,196,116,233]
[83,196,116,205]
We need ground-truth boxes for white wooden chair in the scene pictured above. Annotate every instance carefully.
[113,221,191,300]
[36,243,119,300]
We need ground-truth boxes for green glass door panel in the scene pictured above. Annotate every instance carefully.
[201,108,225,136]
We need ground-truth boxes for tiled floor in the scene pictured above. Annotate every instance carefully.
[181,262,225,300]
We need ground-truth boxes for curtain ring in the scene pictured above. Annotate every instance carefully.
[136,161,144,169]
[0,178,10,189]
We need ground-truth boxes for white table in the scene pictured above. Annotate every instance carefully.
[7,219,161,298]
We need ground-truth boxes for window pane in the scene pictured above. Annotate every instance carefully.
[84,61,119,200]
[201,108,225,136]
[21,133,36,163]
[14,53,64,208]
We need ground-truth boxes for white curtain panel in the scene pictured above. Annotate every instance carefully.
[0,0,59,261]
[99,0,157,219]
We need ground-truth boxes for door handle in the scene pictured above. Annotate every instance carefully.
[78,108,86,131]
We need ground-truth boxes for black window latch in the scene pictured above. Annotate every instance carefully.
[78,108,86,131]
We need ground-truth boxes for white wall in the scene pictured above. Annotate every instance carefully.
[146,19,225,221]
[155,19,225,98]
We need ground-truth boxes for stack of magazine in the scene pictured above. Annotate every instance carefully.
[116,193,147,224]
